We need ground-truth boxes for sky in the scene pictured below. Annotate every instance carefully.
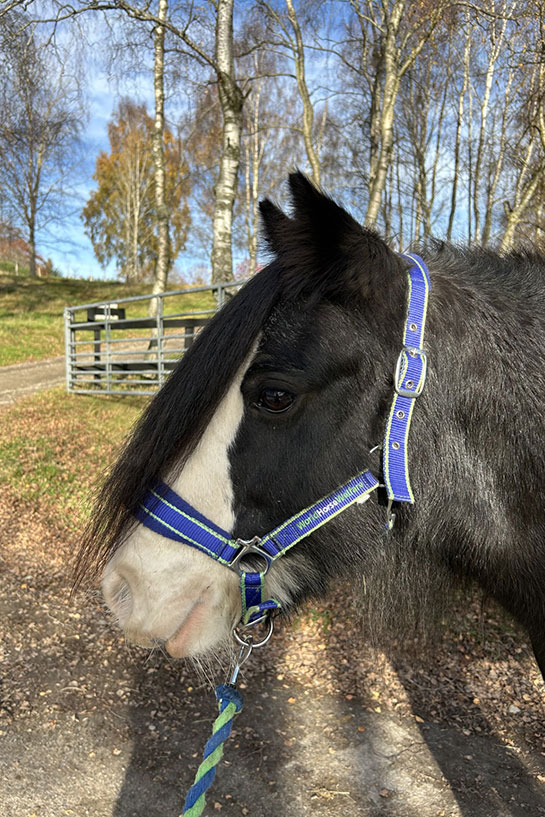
[45,67,121,280]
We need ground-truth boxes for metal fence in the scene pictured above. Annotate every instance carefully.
[64,280,244,396]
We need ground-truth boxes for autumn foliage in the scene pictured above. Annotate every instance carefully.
[83,99,190,282]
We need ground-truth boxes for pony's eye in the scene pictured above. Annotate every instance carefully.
[255,388,295,413]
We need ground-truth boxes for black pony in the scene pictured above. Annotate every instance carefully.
[78,172,545,678]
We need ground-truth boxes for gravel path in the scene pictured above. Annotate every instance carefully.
[0,356,65,404]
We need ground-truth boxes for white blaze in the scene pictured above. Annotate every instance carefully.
[102,362,248,658]
[102,351,304,659]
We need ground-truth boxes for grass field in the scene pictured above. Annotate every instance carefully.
[0,269,216,366]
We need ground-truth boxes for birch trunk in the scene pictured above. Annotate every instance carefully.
[243,72,265,276]
[447,12,471,241]
[500,170,543,252]
[362,0,447,229]
[211,0,243,284]
[383,158,394,238]
[481,64,514,246]
[364,0,404,229]
[426,63,449,240]
[28,217,37,277]
[500,64,545,253]
[467,78,473,244]
[473,2,510,243]
[132,178,139,279]
[124,196,131,280]
[285,0,321,185]
[396,152,404,248]
[150,0,170,315]
[408,62,429,242]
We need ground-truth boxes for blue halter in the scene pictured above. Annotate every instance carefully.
[135,254,430,626]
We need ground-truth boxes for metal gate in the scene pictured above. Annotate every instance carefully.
[64,280,243,396]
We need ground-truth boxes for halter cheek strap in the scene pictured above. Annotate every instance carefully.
[135,254,430,627]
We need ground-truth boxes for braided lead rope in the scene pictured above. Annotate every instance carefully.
[182,683,243,817]
[182,621,273,815]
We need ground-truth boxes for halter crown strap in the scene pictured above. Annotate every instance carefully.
[383,254,430,503]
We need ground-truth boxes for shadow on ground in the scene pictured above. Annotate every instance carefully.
[2,565,545,817]
[112,629,545,817]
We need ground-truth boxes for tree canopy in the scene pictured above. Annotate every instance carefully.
[82,99,190,282]
[0,11,84,276]
[3,0,545,281]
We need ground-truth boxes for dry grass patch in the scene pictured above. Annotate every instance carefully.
[0,386,145,569]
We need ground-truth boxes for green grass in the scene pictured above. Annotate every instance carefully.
[0,260,31,276]
[0,272,216,366]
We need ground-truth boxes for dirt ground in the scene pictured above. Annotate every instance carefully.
[2,511,545,817]
[1,374,545,816]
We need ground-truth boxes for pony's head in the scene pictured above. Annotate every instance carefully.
[76,173,408,659]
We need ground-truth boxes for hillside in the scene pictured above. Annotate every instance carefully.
[0,270,212,367]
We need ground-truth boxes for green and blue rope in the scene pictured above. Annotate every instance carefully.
[182,683,243,816]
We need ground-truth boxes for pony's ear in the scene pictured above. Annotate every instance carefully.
[277,171,402,303]
[288,171,347,225]
[259,198,292,256]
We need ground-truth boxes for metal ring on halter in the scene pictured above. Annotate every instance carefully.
[233,614,274,649]
[228,536,272,575]
[229,641,255,686]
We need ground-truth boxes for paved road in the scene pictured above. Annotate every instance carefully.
[0,356,65,405]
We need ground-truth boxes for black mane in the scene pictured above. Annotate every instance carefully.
[422,241,545,305]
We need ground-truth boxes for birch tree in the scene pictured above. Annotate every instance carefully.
[472,0,512,243]
[82,0,187,294]
[83,100,190,280]
[237,48,304,273]
[150,0,170,304]
[242,71,266,274]
[259,0,326,186]
[364,1,451,228]
[30,0,247,283]
[446,8,472,241]
[0,14,84,276]
[211,0,243,283]
[398,43,450,243]
[334,0,451,229]
[500,53,545,251]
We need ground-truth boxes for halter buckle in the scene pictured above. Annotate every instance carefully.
[229,536,272,575]
[394,347,427,398]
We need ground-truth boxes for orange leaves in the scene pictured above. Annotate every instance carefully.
[82,100,191,282]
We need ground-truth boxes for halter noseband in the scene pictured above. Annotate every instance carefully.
[136,254,430,628]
